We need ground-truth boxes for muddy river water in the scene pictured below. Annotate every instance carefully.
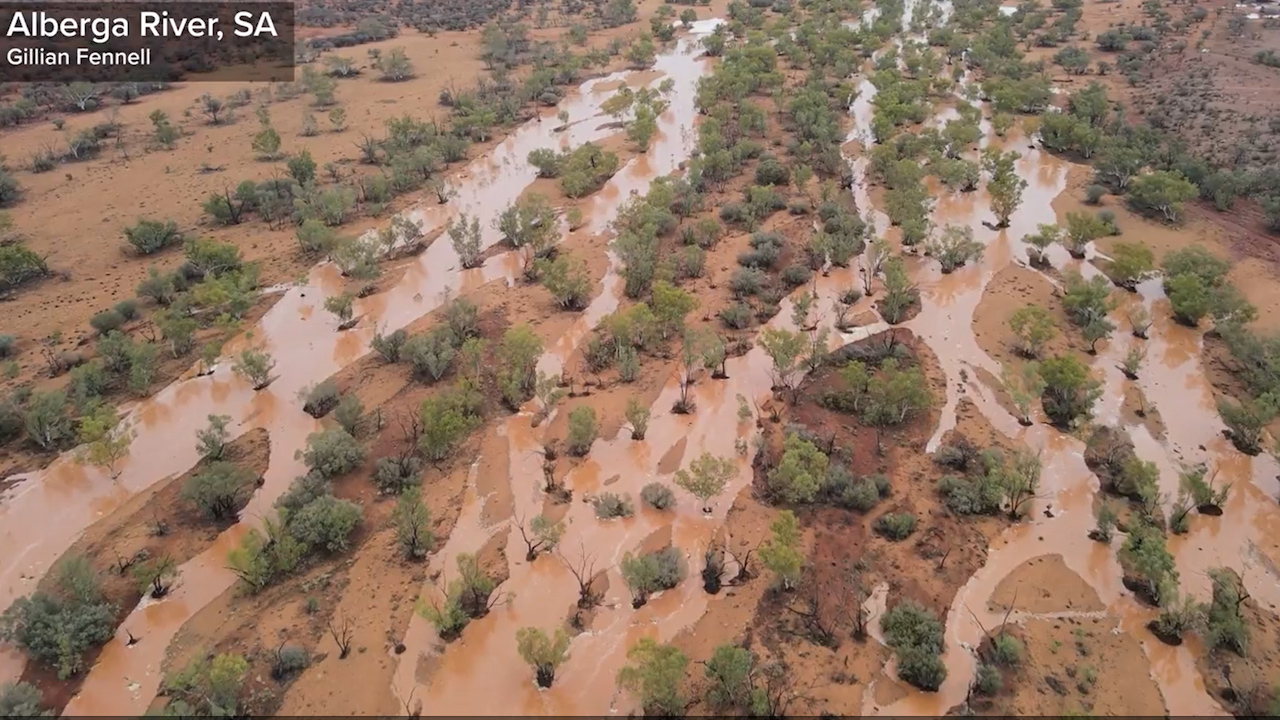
[3,6,1280,716]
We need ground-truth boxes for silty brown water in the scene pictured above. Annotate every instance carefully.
[0,25,716,714]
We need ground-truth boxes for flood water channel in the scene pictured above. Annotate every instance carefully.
[2,5,1279,716]
[851,1,1280,716]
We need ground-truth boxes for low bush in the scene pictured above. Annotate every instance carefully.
[271,646,309,681]
[182,461,255,521]
[89,308,127,335]
[124,218,184,255]
[875,512,917,540]
[620,546,686,607]
[593,491,635,519]
[641,482,676,510]
[373,455,421,494]
[286,494,362,553]
[297,427,365,477]
[881,600,946,691]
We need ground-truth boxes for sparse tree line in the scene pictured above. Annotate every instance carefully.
[529,140,623,198]
[1005,237,1267,454]
[1083,425,1253,668]
[298,0,641,36]
[217,298,547,589]
[2,414,263,690]
[0,237,272,474]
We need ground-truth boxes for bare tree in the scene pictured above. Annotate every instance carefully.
[725,541,758,584]
[754,658,825,717]
[558,543,601,609]
[849,565,871,641]
[782,572,849,649]
[328,611,354,659]
[515,512,564,561]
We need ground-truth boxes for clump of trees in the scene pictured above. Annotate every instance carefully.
[1039,354,1102,428]
[227,469,363,592]
[1061,270,1116,353]
[528,141,621,198]
[163,652,250,715]
[0,556,116,679]
[881,600,947,691]
[620,547,686,607]
[815,354,931,455]
[617,638,688,717]
[1120,522,1178,606]
[420,552,505,641]
[926,224,984,273]
[1161,246,1255,328]
[183,461,256,521]
[0,682,49,716]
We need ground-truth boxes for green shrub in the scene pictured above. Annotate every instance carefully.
[641,482,676,510]
[755,156,791,186]
[270,646,309,681]
[24,390,74,450]
[394,488,434,560]
[163,652,249,715]
[992,633,1023,666]
[897,645,947,691]
[182,461,255,521]
[226,517,305,592]
[297,427,365,477]
[373,455,421,494]
[781,263,812,288]
[0,168,21,207]
[719,302,753,330]
[286,494,362,553]
[89,308,127,335]
[767,433,829,504]
[566,405,598,456]
[729,268,768,296]
[97,330,134,374]
[0,334,14,358]
[620,547,686,606]
[68,360,110,409]
[418,382,483,461]
[593,491,635,519]
[137,267,179,305]
[302,379,341,417]
[0,558,117,679]
[0,681,49,716]
[824,465,890,511]
[333,394,364,435]
[0,394,22,444]
[875,512,917,540]
[371,328,408,363]
[275,471,331,516]
[974,663,1002,695]
[937,474,1003,515]
[295,218,337,255]
[404,328,457,382]
[881,600,945,691]
[124,218,183,254]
